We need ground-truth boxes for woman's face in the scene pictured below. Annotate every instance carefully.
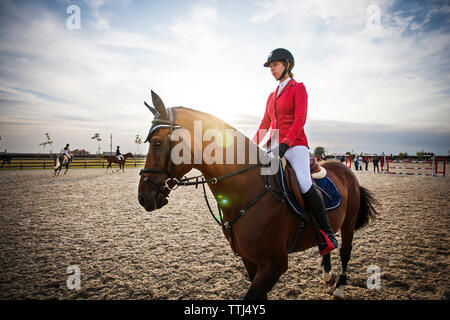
[269,60,288,80]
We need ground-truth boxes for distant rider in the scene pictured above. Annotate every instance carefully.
[63,144,72,163]
[116,146,124,161]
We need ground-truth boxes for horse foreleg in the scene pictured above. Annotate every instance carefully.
[242,258,257,282]
[64,164,69,175]
[243,256,287,300]
[321,253,335,287]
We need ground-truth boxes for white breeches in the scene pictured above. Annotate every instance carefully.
[283,145,313,193]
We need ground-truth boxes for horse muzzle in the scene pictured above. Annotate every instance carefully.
[138,190,168,212]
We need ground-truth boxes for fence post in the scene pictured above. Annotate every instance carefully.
[432,155,436,176]
[444,158,446,177]
[20,159,22,170]
[85,159,87,168]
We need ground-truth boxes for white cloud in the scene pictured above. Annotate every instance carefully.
[249,0,450,130]
[0,0,448,155]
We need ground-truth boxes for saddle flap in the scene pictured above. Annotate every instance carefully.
[284,161,305,209]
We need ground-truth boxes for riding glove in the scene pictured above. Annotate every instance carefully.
[273,143,289,158]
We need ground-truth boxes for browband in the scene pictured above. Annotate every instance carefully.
[144,108,181,142]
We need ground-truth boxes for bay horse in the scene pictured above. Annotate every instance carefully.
[103,152,133,173]
[54,154,70,175]
[138,91,379,300]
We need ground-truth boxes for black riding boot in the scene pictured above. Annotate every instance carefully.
[302,186,338,255]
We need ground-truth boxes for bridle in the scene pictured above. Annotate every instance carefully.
[139,107,182,197]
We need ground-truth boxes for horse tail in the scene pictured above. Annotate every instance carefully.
[354,186,379,230]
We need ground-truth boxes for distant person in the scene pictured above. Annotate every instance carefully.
[358,154,363,171]
[340,155,345,163]
[63,144,72,163]
[116,146,124,161]
[354,156,359,171]
[365,156,369,171]
[373,155,380,173]
[380,152,385,172]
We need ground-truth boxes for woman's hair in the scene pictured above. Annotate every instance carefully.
[282,61,294,78]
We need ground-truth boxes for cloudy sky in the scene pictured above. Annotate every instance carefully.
[0,0,449,155]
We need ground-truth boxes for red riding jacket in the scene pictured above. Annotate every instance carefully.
[253,78,309,149]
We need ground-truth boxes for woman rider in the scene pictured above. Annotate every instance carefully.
[63,143,72,163]
[253,48,338,255]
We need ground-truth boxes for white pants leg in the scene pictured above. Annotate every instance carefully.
[283,145,313,194]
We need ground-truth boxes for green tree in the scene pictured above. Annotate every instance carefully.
[314,146,325,158]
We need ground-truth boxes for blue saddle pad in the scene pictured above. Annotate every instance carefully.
[279,161,342,217]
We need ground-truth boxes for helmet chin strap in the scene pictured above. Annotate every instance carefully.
[277,60,289,81]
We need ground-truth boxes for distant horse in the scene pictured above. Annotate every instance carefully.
[138,91,379,300]
[54,154,70,175]
[103,152,133,173]
[0,154,12,168]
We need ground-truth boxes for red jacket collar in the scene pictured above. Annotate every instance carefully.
[274,78,297,100]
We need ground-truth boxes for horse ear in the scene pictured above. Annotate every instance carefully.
[144,101,157,116]
[151,90,168,119]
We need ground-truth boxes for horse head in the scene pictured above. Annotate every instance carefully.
[138,91,192,212]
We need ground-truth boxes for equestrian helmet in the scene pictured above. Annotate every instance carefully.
[264,48,295,68]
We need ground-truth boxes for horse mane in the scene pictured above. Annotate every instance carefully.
[174,106,248,137]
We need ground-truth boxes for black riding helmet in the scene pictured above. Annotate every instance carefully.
[264,48,295,80]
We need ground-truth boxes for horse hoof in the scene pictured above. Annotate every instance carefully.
[325,274,335,287]
[333,293,345,300]
[333,285,345,300]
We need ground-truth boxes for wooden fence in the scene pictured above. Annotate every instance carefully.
[0,158,146,170]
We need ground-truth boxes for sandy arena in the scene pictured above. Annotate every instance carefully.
[0,167,449,300]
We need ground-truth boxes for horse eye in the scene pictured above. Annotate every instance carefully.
[152,141,162,147]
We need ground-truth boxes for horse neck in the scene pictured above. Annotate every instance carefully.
[176,108,263,195]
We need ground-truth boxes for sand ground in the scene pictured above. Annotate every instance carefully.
[0,167,448,299]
